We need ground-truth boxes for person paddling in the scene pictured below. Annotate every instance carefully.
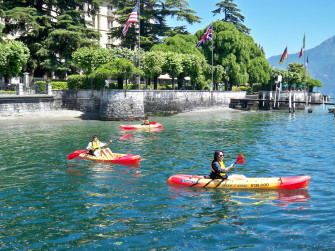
[142,116,150,125]
[209,150,246,180]
[86,135,114,158]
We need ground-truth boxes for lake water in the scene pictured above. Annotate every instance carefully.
[1,106,335,250]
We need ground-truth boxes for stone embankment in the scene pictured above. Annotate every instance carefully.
[0,90,246,120]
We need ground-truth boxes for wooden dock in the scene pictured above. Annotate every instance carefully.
[229,98,334,111]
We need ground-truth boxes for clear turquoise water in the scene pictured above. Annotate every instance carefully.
[1,107,335,249]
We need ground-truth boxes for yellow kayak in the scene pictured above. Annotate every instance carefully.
[167,174,310,190]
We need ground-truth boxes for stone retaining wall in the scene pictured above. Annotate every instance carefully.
[1,90,245,120]
[98,90,245,120]
[0,95,54,117]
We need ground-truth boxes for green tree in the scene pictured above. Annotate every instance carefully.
[288,62,310,90]
[151,34,201,55]
[0,40,30,81]
[141,51,165,90]
[109,47,140,64]
[197,21,270,90]
[91,59,142,89]
[108,0,201,50]
[212,0,250,34]
[181,54,207,90]
[212,65,225,90]
[73,47,113,75]
[73,46,113,89]
[0,22,6,44]
[288,62,306,74]
[248,57,271,90]
[267,67,281,91]
[162,52,183,90]
[0,0,101,77]
[308,79,322,92]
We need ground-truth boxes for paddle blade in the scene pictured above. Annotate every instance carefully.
[118,134,132,140]
[67,150,86,160]
[235,154,245,164]
[150,121,156,125]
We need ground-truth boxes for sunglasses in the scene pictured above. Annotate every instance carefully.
[219,155,224,157]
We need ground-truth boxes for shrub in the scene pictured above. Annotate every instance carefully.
[252,83,262,93]
[108,83,118,89]
[123,84,138,90]
[35,81,46,93]
[232,86,251,92]
[67,75,89,90]
[68,75,119,90]
[52,81,68,90]
[0,90,16,95]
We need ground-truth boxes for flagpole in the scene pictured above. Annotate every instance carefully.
[211,22,214,91]
[307,54,310,107]
[286,45,289,90]
[138,0,141,90]
[303,33,307,107]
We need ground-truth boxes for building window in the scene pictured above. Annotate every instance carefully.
[108,19,113,29]
[92,16,95,28]
[107,5,113,16]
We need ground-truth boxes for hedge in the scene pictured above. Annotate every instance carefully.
[52,82,68,90]
[34,81,47,93]
[34,81,68,93]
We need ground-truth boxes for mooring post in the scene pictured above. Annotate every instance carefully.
[322,96,325,110]
[263,92,265,107]
[289,91,292,113]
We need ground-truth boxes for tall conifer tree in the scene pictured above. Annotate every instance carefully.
[108,0,201,51]
[212,0,250,34]
[0,0,101,77]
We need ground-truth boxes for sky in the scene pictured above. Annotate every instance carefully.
[169,0,335,58]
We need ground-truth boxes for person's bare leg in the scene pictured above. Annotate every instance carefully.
[105,148,114,157]
[101,149,109,158]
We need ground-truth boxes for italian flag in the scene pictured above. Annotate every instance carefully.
[299,34,305,58]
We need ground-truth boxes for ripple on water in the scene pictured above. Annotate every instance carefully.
[1,108,335,249]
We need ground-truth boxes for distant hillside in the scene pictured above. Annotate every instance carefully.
[267,35,335,95]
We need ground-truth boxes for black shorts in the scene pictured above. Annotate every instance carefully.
[209,173,228,180]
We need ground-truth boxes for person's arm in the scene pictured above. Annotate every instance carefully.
[225,163,235,172]
[86,142,92,150]
[213,161,235,173]
[101,140,112,148]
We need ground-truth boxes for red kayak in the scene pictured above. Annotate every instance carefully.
[120,123,163,130]
[78,152,141,164]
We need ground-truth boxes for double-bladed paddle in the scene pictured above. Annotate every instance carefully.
[67,134,132,160]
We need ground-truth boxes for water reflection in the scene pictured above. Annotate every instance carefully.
[67,162,141,177]
[168,184,311,208]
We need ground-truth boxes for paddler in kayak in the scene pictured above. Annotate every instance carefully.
[86,135,114,158]
[209,150,246,180]
[142,116,150,125]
